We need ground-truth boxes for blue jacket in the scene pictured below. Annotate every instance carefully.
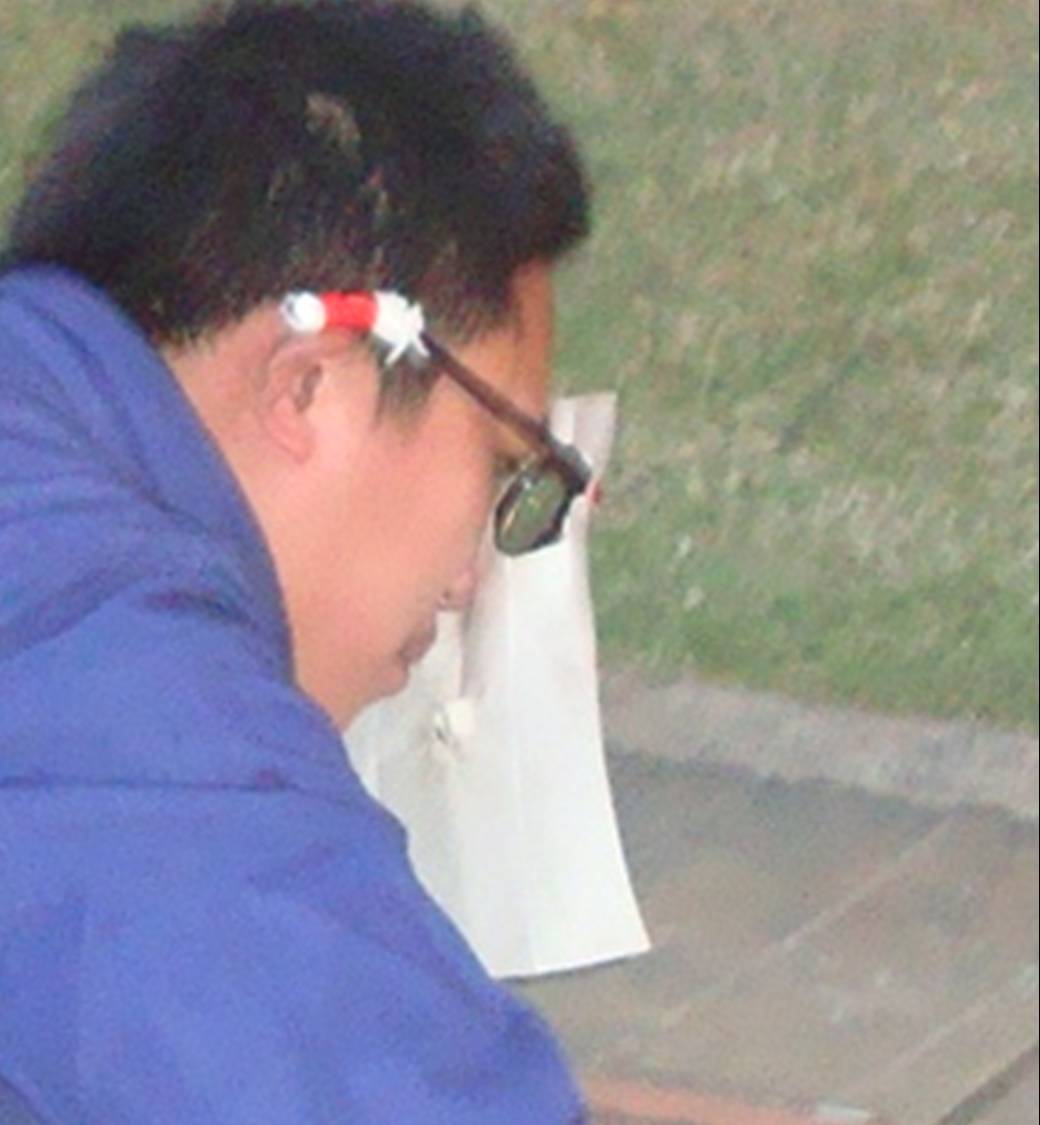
[0,267,584,1124]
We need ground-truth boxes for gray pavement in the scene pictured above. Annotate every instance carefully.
[513,751,1039,1124]
[972,1052,1038,1125]
[601,671,1039,821]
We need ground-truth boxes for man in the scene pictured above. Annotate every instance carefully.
[0,2,590,1120]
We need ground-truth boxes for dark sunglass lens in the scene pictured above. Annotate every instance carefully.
[495,465,571,555]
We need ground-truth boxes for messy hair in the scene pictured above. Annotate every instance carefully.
[3,0,589,377]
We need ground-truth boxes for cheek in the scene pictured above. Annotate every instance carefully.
[345,457,486,607]
[349,408,499,596]
[411,421,499,556]
[414,463,494,575]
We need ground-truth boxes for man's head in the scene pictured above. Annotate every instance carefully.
[5,0,587,354]
[4,0,589,724]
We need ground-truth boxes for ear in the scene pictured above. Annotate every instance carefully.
[256,332,374,462]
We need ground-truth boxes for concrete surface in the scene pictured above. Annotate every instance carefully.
[601,670,1039,821]
[514,751,1039,1123]
[971,1051,1038,1125]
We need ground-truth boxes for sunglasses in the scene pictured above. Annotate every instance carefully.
[281,289,593,556]
[418,335,591,556]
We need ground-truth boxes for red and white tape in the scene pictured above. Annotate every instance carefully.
[280,289,428,364]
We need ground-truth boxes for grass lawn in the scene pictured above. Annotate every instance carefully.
[2,0,1036,731]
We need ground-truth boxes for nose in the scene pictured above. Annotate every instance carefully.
[438,561,479,612]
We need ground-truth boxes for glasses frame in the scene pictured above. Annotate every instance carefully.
[419,333,592,554]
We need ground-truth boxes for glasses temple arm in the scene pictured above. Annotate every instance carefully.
[420,334,591,492]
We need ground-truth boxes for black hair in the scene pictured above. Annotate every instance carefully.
[2,0,589,361]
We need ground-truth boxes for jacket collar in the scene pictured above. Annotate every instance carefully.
[0,265,291,676]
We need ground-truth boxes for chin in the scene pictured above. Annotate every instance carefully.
[310,681,385,731]
[385,659,412,696]
[317,646,423,727]
[364,658,412,706]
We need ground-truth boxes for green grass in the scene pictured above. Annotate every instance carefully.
[486,0,1039,732]
[2,0,1037,730]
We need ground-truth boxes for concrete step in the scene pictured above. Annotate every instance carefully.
[514,753,1038,1123]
